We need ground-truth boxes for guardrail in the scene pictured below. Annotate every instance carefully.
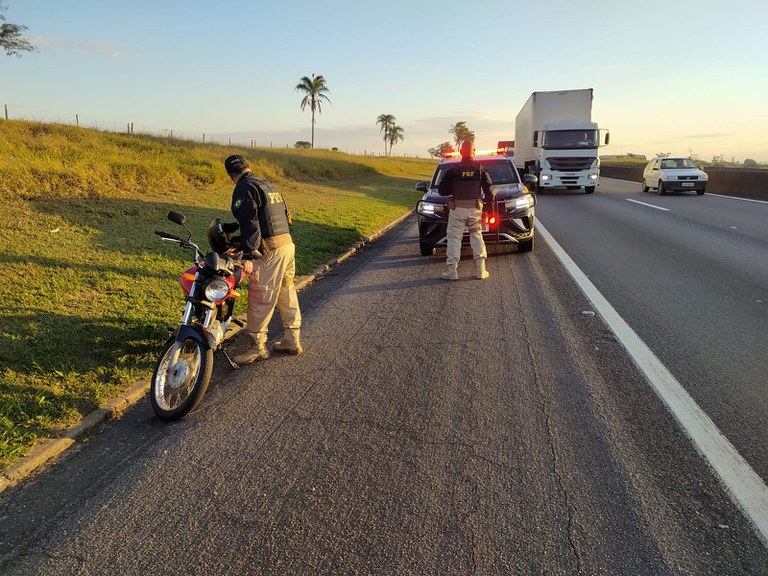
[600,166,768,200]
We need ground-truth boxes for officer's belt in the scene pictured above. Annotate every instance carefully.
[450,198,482,209]
[262,233,292,250]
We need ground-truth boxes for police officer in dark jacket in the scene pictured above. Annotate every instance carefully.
[437,140,493,280]
[224,155,302,365]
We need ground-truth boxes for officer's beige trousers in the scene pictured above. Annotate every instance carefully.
[445,206,487,266]
[247,242,301,338]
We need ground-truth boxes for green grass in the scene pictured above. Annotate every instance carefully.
[0,119,437,470]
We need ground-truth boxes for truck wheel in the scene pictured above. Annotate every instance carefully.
[585,186,595,194]
[642,179,649,192]
[419,241,434,256]
[658,181,666,195]
[697,187,706,196]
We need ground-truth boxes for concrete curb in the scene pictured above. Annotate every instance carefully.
[0,210,415,494]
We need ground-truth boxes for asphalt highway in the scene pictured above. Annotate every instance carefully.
[535,179,768,482]
[1,180,767,574]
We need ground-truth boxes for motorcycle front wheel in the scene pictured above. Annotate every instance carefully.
[150,336,213,421]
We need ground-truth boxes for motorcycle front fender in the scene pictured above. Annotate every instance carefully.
[175,324,210,349]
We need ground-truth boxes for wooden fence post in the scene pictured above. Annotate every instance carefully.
[76,114,80,127]
[4,104,8,120]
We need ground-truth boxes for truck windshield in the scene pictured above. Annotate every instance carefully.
[542,130,598,149]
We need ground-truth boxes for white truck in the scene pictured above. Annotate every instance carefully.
[514,89,609,194]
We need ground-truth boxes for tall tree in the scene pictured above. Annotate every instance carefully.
[295,74,331,149]
[449,121,474,148]
[1,1,36,56]
[376,114,396,156]
[388,124,404,156]
[428,142,453,158]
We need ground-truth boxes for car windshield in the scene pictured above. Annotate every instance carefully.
[661,158,699,169]
[431,158,520,188]
[480,159,520,184]
[542,130,597,149]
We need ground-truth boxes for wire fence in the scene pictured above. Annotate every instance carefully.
[2,104,425,159]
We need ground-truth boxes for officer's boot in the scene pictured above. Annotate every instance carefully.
[232,331,269,366]
[442,263,459,281]
[273,329,303,355]
[475,257,490,280]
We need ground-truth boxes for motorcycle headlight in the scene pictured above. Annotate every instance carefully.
[204,279,230,302]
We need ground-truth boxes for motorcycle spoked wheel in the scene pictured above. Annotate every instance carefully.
[150,336,214,420]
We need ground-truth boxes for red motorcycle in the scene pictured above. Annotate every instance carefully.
[150,211,245,420]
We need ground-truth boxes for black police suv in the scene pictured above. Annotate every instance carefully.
[415,153,538,256]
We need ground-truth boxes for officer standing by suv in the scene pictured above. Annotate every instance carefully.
[437,140,493,280]
[223,155,303,365]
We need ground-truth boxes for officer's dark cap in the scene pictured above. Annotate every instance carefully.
[224,155,249,175]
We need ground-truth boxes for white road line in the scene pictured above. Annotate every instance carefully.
[537,220,768,546]
[708,194,768,205]
[626,199,670,211]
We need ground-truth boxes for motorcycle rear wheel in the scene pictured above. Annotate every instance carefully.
[150,336,213,420]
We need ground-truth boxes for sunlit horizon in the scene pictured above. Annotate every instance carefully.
[3,0,766,163]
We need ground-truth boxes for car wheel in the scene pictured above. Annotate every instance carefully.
[658,180,666,195]
[419,241,434,256]
[584,186,595,194]
[697,187,706,196]
[517,236,534,253]
[642,179,649,193]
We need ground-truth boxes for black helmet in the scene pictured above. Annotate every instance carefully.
[208,218,230,254]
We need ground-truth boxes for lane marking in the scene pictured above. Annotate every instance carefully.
[708,194,768,205]
[537,220,768,546]
[626,199,669,211]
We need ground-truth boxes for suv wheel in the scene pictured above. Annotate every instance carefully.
[697,187,706,196]
[584,186,595,194]
[419,241,434,256]
[517,236,534,253]
[658,180,666,195]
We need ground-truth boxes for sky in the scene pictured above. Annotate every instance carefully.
[2,0,768,162]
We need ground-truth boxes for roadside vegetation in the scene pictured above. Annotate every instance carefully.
[0,119,436,471]
[601,154,768,169]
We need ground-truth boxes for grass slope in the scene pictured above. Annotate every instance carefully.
[0,120,436,469]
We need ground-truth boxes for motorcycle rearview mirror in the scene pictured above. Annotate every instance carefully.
[168,211,186,225]
[167,210,192,242]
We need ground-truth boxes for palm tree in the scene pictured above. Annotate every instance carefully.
[376,114,396,156]
[388,125,405,156]
[295,74,331,149]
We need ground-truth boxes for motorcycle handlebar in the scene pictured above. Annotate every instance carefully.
[155,230,184,242]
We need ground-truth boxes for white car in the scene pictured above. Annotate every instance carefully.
[642,157,708,195]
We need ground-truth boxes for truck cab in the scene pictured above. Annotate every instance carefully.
[533,121,609,194]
